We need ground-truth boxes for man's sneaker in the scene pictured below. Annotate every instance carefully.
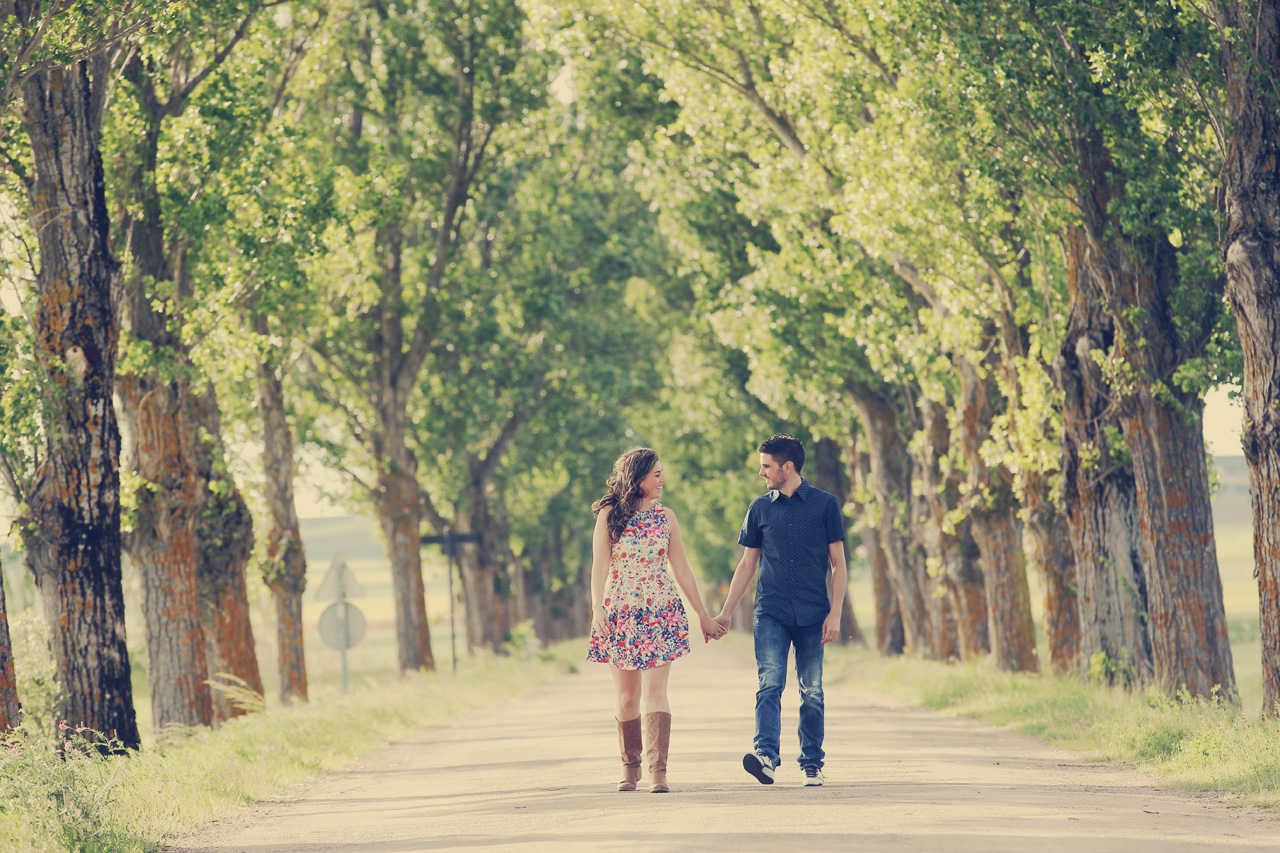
[742,751,776,785]
[802,765,824,786]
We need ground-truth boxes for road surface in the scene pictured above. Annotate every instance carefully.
[168,640,1280,852]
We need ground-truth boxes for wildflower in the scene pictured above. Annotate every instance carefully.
[57,721,68,731]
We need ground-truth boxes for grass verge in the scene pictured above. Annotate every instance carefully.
[0,642,580,853]
[827,646,1280,811]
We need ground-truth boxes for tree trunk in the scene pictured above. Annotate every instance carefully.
[191,386,262,720]
[955,355,1038,672]
[1068,113,1235,697]
[1023,471,1081,673]
[1217,0,1280,713]
[375,447,434,672]
[914,396,988,660]
[256,331,309,704]
[115,103,212,730]
[455,495,514,652]
[970,507,1038,672]
[846,380,931,653]
[0,577,18,729]
[118,378,213,729]
[19,53,140,748]
[1123,396,1234,698]
[849,432,905,655]
[987,241,1081,674]
[1055,231,1152,684]
[947,517,991,660]
[114,57,259,729]
[524,524,590,645]
[811,437,866,646]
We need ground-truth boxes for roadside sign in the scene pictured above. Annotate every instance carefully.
[314,555,365,601]
[313,554,365,692]
[319,602,367,650]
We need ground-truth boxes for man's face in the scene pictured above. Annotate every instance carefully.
[758,453,790,490]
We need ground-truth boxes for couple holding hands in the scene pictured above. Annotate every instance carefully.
[587,434,848,793]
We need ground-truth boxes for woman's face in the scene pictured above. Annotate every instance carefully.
[637,459,666,500]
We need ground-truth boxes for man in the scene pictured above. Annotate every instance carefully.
[714,434,846,787]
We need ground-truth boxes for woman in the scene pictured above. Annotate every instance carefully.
[587,448,723,793]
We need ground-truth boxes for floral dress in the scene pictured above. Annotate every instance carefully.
[587,503,691,670]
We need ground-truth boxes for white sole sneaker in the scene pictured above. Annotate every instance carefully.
[802,767,823,786]
[743,752,775,785]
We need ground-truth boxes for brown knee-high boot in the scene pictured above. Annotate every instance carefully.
[644,712,671,793]
[616,716,643,792]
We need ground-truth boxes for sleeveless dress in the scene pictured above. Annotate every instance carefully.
[587,503,691,670]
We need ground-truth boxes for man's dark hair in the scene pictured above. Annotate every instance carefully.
[758,433,805,473]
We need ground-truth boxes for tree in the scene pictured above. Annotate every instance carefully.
[0,0,147,747]
[1210,0,1280,712]
[303,0,545,671]
[107,0,275,727]
[932,0,1235,696]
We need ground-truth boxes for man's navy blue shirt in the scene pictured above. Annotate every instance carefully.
[738,479,846,627]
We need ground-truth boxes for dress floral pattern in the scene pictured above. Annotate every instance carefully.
[588,503,691,670]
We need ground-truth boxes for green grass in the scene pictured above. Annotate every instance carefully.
[827,647,1280,810]
[0,642,580,853]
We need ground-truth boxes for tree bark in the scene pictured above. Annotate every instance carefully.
[524,527,588,644]
[846,381,929,653]
[1023,470,1081,673]
[116,68,264,726]
[1217,0,1280,713]
[18,52,140,747]
[375,454,434,672]
[0,576,18,729]
[115,100,215,729]
[954,355,1039,672]
[1055,231,1152,684]
[1125,395,1234,698]
[1068,117,1235,697]
[118,377,213,729]
[256,324,309,704]
[193,386,262,720]
[914,396,989,660]
[455,493,515,653]
[850,435,904,655]
[987,236,1081,674]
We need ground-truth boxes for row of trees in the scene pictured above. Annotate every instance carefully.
[0,0,703,747]
[6,0,1280,749]
[559,0,1280,710]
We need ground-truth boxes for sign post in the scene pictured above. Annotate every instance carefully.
[315,555,367,693]
[420,527,480,672]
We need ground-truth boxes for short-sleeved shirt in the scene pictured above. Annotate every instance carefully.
[738,479,845,627]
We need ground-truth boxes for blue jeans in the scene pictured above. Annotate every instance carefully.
[753,614,825,769]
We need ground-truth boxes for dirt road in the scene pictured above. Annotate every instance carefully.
[168,641,1280,852]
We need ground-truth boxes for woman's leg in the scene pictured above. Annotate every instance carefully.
[640,664,674,792]
[639,663,672,714]
[612,667,642,719]
[611,668,644,791]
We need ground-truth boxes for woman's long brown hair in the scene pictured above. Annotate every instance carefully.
[592,448,659,544]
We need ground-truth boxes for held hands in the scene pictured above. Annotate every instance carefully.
[699,613,727,643]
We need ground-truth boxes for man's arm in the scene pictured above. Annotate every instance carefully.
[715,547,761,630]
[822,539,847,644]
